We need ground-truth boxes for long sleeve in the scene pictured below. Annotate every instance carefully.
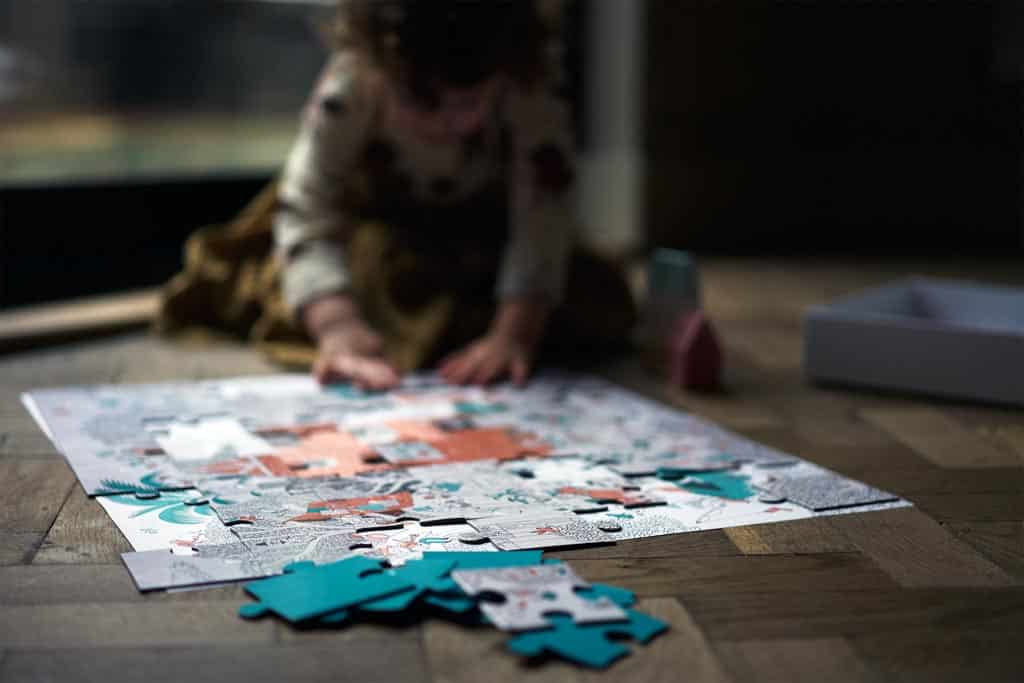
[274,54,377,316]
[496,86,577,306]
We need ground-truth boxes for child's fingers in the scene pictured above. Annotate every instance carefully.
[352,328,385,356]
[510,356,530,387]
[318,353,399,390]
[351,358,400,390]
[471,352,506,386]
[443,347,484,385]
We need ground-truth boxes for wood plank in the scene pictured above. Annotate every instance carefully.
[0,336,122,388]
[0,532,43,566]
[0,642,430,683]
[0,601,273,648]
[568,552,896,597]
[851,627,1024,683]
[0,563,247,605]
[682,588,1024,641]
[423,617,576,683]
[740,428,937,480]
[860,408,1023,469]
[977,424,1024,461]
[718,319,803,372]
[112,337,276,384]
[827,507,1016,587]
[725,517,859,555]
[33,485,132,564]
[0,460,75,532]
[945,521,1024,579]
[0,431,60,459]
[910,492,1024,523]
[0,564,144,605]
[599,359,789,433]
[713,637,875,683]
[869,467,1024,497]
[778,391,903,450]
[0,395,61,458]
[423,597,730,683]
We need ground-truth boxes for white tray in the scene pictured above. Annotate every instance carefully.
[803,277,1024,406]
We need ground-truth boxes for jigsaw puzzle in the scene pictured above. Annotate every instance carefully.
[22,372,910,592]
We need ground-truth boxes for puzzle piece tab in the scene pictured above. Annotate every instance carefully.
[506,608,668,668]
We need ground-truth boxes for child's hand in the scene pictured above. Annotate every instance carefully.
[304,295,400,390]
[313,320,400,390]
[439,297,549,387]
[439,332,534,386]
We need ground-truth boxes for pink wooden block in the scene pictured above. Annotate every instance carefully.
[669,310,722,391]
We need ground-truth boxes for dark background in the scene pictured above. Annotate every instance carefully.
[1,1,1021,309]
[645,1,1023,254]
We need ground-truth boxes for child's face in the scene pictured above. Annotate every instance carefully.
[390,76,502,144]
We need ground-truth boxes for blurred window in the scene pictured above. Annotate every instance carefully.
[0,0,332,187]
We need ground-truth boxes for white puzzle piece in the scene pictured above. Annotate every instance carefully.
[122,547,270,591]
[450,563,628,631]
[468,511,607,551]
[761,470,900,511]
[153,417,273,462]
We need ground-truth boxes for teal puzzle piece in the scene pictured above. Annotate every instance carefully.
[358,557,456,613]
[239,557,414,623]
[506,609,668,669]
[321,552,544,624]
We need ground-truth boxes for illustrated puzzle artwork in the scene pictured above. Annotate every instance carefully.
[22,372,910,591]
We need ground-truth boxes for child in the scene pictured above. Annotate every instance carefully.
[160,0,634,386]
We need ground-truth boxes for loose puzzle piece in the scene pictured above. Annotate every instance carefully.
[319,550,547,625]
[239,556,413,622]
[762,471,899,511]
[576,582,636,608]
[506,608,668,668]
[357,557,456,613]
[317,556,457,626]
[450,563,628,631]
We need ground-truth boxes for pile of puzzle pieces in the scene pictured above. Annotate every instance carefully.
[239,550,667,669]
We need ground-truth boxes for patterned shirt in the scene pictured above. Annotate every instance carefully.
[274,52,577,316]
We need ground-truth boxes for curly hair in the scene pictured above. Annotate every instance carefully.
[328,0,551,107]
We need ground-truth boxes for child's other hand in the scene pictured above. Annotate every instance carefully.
[439,297,549,387]
[439,333,534,387]
[313,320,400,390]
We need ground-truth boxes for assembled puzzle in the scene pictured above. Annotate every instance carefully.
[23,372,909,667]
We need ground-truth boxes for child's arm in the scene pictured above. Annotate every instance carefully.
[304,294,399,390]
[440,85,575,386]
[274,55,398,388]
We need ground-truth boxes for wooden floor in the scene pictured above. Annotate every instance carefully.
[1,258,1022,682]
